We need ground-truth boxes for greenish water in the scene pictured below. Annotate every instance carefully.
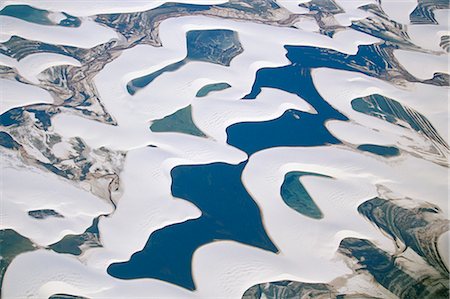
[280,171,328,219]
[1,5,54,25]
[196,82,231,97]
[49,218,101,256]
[0,5,80,27]
[0,230,35,292]
[50,235,84,256]
[150,105,206,137]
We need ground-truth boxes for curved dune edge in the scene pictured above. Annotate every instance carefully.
[0,78,53,114]
[0,52,81,84]
[393,49,449,80]
[45,15,380,273]
[0,15,118,47]
[4,145,447,298]
[0,157,113,246]
[0,0,229,17]
[312,68,449,167]
[437,231,450,271]
[1,2,449,299]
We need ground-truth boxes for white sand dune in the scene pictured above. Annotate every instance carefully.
[380,0,418,24]
[333,0,374,26]
[86,146,204,268]
[193,87,316,142]
[7,145,442,298]
[407,9,449,52]
[0,161,113,246]
[0,15,118,48]
[2,2,448,299]
[0,78,53,114]
[85,15,378,130]
[192,240,347,298]
[3,249,196,299]
[0,52,80,114]
[394,49,449,80]
[52,15,378,148]
[312,68,449,145]
[0,52,81,84]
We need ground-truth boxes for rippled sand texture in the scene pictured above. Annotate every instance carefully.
[0,0,448,298]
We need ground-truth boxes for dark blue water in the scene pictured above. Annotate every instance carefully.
[227,64,345,155]
[27,108,53,130]
[227,108,341,155]
[225,43,410,155]
[108,162,277,290]
[108,49,361,289]
[357,144,400,157]
[284,44,394,80]
[0,107,24,127]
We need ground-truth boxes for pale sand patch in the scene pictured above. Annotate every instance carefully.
[293,18,320,32]
[193,87,316,143]
[276,0,311,14]
[380,0,417,24]
[394,49,449,80]
[333,0,374,26]
[0,52,81,84]
[0,15,118,48]
[0,165,112,246]
[3,250,195,299]
[0,79,53,114]
[408,10,449,52]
